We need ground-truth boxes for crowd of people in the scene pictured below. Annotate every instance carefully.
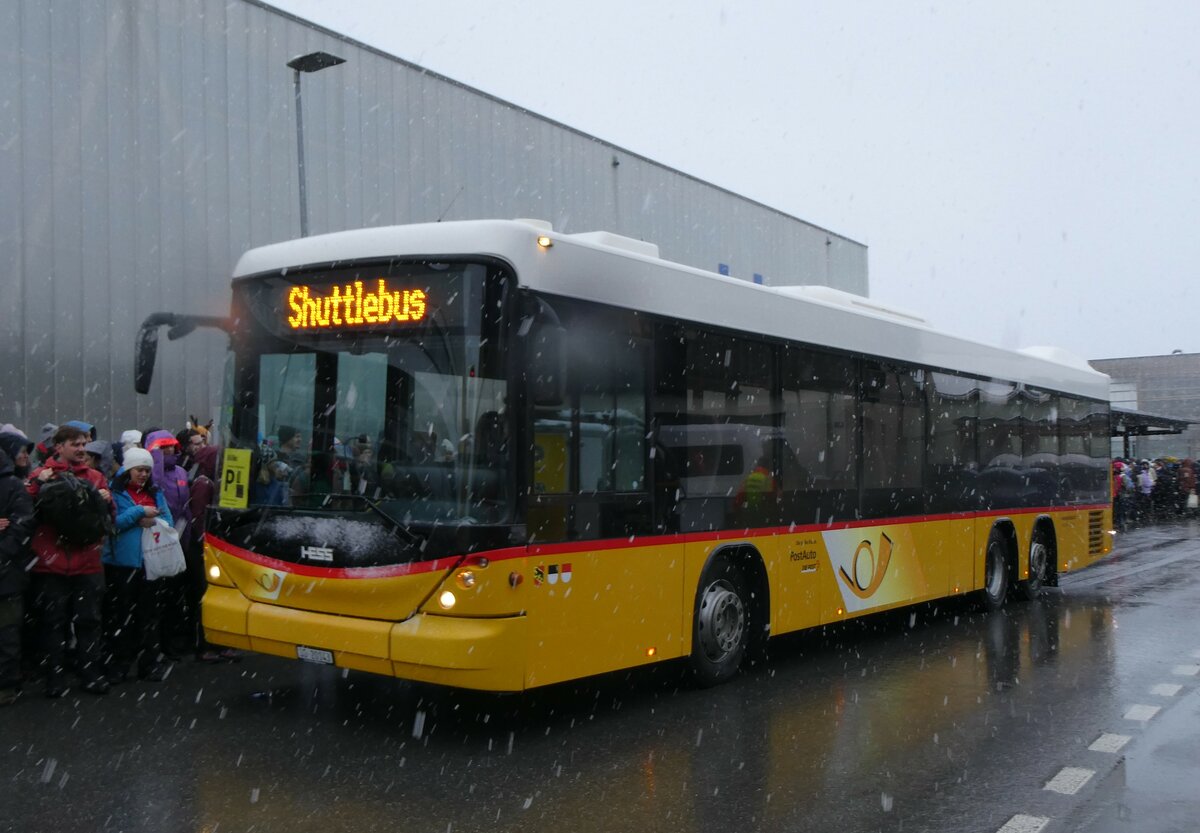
[0,418,235,706]
[1112,456,1199,531]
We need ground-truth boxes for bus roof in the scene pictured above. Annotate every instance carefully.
[233,219,1109,400]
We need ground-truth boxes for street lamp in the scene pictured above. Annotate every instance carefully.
[287,51,346,237]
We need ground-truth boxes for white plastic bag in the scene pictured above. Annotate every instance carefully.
[142,518,186,580]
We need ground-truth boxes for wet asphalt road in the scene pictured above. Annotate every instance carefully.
[3,523,1200,833]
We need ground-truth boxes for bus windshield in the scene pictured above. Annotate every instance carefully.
[226,261,510,524]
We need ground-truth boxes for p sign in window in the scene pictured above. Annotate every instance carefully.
[219,448,252,508]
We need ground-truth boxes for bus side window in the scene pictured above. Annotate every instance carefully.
[781,347,859,521]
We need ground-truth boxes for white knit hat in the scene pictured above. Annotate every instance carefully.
[120,429,143,448]
[122,447,154,471]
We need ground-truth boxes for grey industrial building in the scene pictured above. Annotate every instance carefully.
[1091,354,1200,459]
[0,0,868,441]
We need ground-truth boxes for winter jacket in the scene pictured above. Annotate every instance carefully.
[0,448,36,596]
[25,456,113,576]
[188,445,219,544]
[104,471,173,570]
[145,429,192,536]
[1179,460,1196,495]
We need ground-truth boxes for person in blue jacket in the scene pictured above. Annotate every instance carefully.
[102,447,173,684]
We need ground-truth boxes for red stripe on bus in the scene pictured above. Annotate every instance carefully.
[525,504,1111,556]
[205,533,481,579]
[208,503,1109,576]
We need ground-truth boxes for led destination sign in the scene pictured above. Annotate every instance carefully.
[286,280,427,330]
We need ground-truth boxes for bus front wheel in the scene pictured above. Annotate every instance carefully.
[690,555,750,687]
[983,529,1010,611]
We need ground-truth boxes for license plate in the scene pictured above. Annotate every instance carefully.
[296,645,334,665]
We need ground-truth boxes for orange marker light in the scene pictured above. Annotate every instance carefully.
[646,647,657,657]
[536,235,553,249]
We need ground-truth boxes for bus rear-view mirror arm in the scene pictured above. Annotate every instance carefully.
[135,312,233,394]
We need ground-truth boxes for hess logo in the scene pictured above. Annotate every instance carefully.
[838,532,894,599]
[300,545,334,563]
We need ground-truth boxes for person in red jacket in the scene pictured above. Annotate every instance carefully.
[26,424,114,697]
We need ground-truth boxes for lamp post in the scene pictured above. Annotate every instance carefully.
[287,51,346,237]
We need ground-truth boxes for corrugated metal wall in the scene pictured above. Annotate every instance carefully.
[1091,355,1200,459]
[0,0,868,441]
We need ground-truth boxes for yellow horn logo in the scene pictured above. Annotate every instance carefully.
[257,572,282,593]
[838,532,894,599]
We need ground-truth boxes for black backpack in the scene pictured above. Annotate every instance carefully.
[35,472,114,546]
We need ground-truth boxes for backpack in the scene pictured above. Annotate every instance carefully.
[35,471,114,546]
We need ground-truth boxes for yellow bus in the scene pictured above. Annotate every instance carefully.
[136,219,1113,691]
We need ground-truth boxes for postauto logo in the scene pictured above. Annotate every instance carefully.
[823,526,926,613]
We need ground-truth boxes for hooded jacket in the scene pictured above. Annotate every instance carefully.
[104,465,173,569]
[0,432,33,479]
[25,456,112,576]
[0,448,36,596]
[145,429,192,535]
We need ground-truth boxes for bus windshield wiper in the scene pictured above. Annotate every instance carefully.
[320,493,423,548]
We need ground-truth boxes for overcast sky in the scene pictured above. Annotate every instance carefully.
[271,0,1199,361]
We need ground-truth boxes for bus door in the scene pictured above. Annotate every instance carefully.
[524,302,678,686]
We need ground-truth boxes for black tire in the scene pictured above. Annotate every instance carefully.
[690,554,751,687]
[1017,527,1051,600]
[982,528,1010,612]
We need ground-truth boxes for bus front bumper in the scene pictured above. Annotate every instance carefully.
[202,585,527,691]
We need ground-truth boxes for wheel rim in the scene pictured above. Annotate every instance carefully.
[697,579,746,662]
[1029,541,1048,587]
[985,543,1005,599]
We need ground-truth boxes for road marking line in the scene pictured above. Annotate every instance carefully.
[1089,733,1132,753]
[997,814,1049,833]
[1151,683,1182,697]
[1044,766,1095,795]
[1171,664,1200,677]
[1124,704,1161,721]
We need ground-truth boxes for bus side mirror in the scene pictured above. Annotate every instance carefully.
[134,314,170,394]
[135,313,233,395]
[520,299,566,406]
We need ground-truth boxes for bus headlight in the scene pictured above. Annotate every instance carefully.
[205,556,235,587]
[438,590,457,610]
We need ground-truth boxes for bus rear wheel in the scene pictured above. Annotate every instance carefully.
[982,529,1010,612]
[1018,528,1051,600]
[690,555,750,686]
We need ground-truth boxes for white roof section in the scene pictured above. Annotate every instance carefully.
[234,219,1110,400]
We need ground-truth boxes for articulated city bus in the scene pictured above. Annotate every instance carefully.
[136,219,1113,691]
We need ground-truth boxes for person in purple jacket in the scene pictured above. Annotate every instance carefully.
[143,429,192,656]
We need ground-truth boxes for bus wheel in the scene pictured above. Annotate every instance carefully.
[1018,528,1051,600]
[982,529,1010,612]
[690,556,750,686]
